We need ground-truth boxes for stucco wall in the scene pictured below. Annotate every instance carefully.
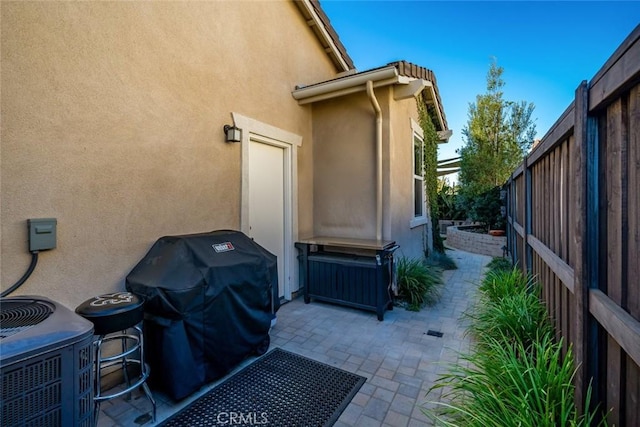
[388,88,429,259]
[446,226,506,258]
[309,85,428,260]
[311,92,379,239]
[1,1,338,309]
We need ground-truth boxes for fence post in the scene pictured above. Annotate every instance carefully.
[511,178,516,266]
[572,80,593,414]
[524,155,532,275]
[506,177,514,265]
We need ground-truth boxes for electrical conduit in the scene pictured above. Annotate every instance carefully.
[366,80,383,241]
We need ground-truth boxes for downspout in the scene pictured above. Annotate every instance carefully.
[366,80,383,241]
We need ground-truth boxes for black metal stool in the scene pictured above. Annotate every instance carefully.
[75,292,156,425]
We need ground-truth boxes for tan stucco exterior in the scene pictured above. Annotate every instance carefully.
[1,1,448,312]
[1,1,339,308]
[312,92,379,239]
[309,85,433,259]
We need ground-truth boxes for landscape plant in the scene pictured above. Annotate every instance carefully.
[426,250,458,271]
[429,332,597,427]
[468,186,506,230]
[395,257,443,311]
[457,61,535,230]
[477,265,532,302]
[467,282,552,351]
[485,256,513,272]
[417,94,445,253]
[437,178,466,221]
[424,261,604,426]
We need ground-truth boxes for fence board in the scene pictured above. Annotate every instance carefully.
[562,286,569,356]
[589,290,640,373]
[567,135,574,267]
[628,85,640,323]
[590,26,640,111]
[527,234,574,293]
[559,143,566,261]
[503,30,640,422]
[627,85,640,426]
[626,356,640,425]
[607,336,622,426]
[529,102,575,166]
[603,97,626,424]
[563,140,571,264]
[606,98,624,307]
[547,150,559,254]
[544,155,550,249]
[572,82,590,411]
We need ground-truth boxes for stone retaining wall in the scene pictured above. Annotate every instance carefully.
[446,226,506,258]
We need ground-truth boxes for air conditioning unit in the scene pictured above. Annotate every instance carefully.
[1,296,95,427]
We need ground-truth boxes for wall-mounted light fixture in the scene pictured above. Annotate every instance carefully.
[224,124,242,143]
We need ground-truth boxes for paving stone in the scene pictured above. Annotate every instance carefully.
[352,391,371,407]
[336,402,363,425]
[383,410,410,427]
[360,358,382,374]
[375,367,396,380]
[341,360,361,373]
[372,386,396,403]
[362,397,391,421]
[397,383,421,399]
[370,375,400,393]
[347,354,366,365]
[389,392,418,417]
[396,365,416,377]
[393,372,423,389]
[96,414,117,427]
[356,414,384,427]
[96,248,490,427]
[359,382,377,396]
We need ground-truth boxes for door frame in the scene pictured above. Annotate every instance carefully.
[233,113,301,301]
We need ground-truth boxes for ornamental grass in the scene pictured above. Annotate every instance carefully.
[424,261,604,426]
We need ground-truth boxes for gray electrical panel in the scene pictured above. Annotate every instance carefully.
[28,218,57,252]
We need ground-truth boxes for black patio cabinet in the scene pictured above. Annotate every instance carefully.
[295,237,399,321]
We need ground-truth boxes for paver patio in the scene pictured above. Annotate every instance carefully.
[97,248,490,426]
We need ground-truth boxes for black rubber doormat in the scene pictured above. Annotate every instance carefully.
[159,348,366,427]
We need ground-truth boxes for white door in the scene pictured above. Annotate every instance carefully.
[248,139,286,299]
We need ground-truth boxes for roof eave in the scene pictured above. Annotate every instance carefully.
[293,71,449,138]
[294,0,354,73]
[292,65,399,103]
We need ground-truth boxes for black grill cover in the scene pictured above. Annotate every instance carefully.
[125,230,279,400]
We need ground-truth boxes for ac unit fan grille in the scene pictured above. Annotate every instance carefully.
[0,300,53,339]
[1,297,94,426]
[2,355,62,426]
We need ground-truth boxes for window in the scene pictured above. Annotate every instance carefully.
[410,119,427,227]
[414,135,424,217]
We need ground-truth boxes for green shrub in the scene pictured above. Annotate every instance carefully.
[424,266,604,426]
[428,332,598,427]
[426,250,458,270]
[467,186,506,231]
[467,287,552,350]
[396,257,443,311]
[478,267,533,303]
[486,256,512,272]
[437,179,467,220]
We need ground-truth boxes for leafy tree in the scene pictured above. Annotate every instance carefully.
[458,61,536,198]
[437,178,466,220]
[470,186,505,230]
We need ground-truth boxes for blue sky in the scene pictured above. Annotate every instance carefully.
[320,1,640,164]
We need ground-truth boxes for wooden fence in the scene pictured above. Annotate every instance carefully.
[505,25,640,426]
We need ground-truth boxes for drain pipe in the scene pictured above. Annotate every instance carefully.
[366,80,383,241]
